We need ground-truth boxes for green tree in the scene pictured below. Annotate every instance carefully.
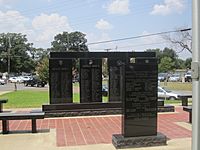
[175,58,185,69]
[185,58,192,69]
[146,48,162,61]
[146,47,177,61]
[36,57,49,83]
[162,47,178,61]
[30,47,49,61]
[158,57,175,73]
[0,33,35,73]
[51,31,88,52]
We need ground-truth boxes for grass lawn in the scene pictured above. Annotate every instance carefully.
[160,82,192,91]
[164,100,182,104]
[0,82,192,109]
[0,90,108,108]
[164,99,192,105]
[0,90,49,108]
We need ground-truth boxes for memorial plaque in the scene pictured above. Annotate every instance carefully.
[80,59,102,103]
[108,59,125,101]
[49,59,73,104]
[122,58,158,137]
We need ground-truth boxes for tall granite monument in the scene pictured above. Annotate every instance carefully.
[80,59,102,103]
[112,57,167,148]
[108,58,125,102]
[49,59,73,104]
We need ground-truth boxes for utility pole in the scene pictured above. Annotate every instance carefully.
[7,36,11,76]
[104,48,111,52]
[192,0,200,150]
[67,33,69,51]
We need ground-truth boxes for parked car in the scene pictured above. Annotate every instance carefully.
[168,74,181,82]
[8,77,22,83]
[185,71,192,82]
[158,86,179,100]
[72,74,79,83]
[158,73,168,82]
[19,76,32,83]
[0,78,5,85]
[24,76,47,87]
[102,85,108,97]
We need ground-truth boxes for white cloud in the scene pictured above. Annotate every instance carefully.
[32,13,72,45]
[95,19,113,30]
[0,0,11,5]
[106,0,130,15]
[0,10,30,33]
[141,31,164,44]
[150,0,185,15]
[0,0,18,9]
[87,32,115,51]
[0,10,73,48]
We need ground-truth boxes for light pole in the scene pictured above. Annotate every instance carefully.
[67,33,69,51]
[192,0,200,150]
[7,36,11,76]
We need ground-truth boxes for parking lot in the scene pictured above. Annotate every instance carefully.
[0,83,49,92]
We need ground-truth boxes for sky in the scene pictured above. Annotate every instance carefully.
[0,0,192,59]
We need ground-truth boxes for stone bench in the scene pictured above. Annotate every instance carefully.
[178,95,192,106]
[183,106,192,123]
[0,99,8,113]
[0,112,45,134]
[157,99,164,106]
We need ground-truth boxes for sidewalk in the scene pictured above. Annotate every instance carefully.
[0,91,11,95]
[0,106,192,150]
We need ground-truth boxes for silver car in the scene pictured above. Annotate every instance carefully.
[158,86,179,100]
[0,78,5,85]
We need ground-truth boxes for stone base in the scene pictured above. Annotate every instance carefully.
[44,109,122,118]
[42,102,122,117]
[42,103,174,118]
[112,132,167,149]
[158,105,175,112]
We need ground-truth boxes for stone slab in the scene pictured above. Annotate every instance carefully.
[112,132,167,149]
[158,105,175,112]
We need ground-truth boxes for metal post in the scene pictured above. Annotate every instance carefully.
[192,0,200,150]
[7,36,11,75]
[67,33,69,51]
[104,48,111,52]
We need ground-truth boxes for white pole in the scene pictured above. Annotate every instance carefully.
[192,0,200,150]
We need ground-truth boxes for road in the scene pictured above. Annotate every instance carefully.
[0,83,191,95]
[0,83,80,93]
[0,83,49,92]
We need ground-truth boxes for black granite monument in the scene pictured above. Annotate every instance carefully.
[123,58,158,137]
[112,57,167,148]
[49,59,73,104]
[108,58,125,102]
[80,59,102,103]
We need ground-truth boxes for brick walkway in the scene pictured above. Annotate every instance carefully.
[0,106,191,147]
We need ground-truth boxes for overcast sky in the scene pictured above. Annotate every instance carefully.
[0,0,192,59]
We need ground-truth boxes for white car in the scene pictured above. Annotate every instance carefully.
[168,74,181,82]
[158,86,179,100]
[0,78,5,85]
[19,76,32,82]
[8,77,22,83]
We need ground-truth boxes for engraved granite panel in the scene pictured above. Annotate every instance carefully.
[122,58,158,137]
[49,59,72,104]
[80,59,102,103]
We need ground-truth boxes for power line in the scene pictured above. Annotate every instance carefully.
[87,28,192,45]
[89,41,167,51]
